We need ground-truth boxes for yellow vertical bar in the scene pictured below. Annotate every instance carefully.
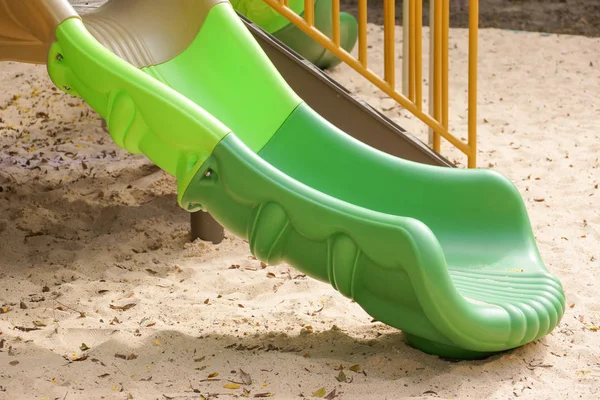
[427,0,435,146]
[304,0,314,26]
[402,0,410,96]
[442,0,449,129]
[384,0,395,87]
[468,0,478,168]
[433,0,442,152]
[358,0,368,67]
[332,0,341,46]
[415,0,423,111]
[408,0,416,101]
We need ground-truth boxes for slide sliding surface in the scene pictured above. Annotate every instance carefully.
[36,0,565,358]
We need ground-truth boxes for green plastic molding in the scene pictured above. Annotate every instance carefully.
[182,134,565,359]
[46,17,231,197]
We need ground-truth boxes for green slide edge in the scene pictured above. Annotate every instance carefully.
[46,17,231,197]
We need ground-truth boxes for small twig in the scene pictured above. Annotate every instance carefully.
[112,363,126,376]
[63,390,68,400]
[53,299,86,317]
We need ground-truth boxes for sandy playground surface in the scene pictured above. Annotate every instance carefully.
[0,13,599,400]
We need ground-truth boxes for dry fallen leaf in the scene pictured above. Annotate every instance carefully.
[110,303,136,311]
[312,387,326,398]
[335,370,347,382]
[266,272,276,279]
[32,320,47,327]
[254,393,274,398]
[349,364,360,373]
[115,353,138,360]
[72,354,89,362]
[239,368,252,385]
[224,383,241,390]
[208,372,219,379]
[80,343,91,351]
[588,326,600,331]
[324,389,337,400]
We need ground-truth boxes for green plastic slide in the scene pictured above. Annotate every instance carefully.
[231,0,358,69]
[46,1,565,359]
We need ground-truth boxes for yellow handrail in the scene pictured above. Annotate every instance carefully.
[262,0,479,167]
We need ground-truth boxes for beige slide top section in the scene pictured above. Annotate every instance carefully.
[82,0,228,68]
[0,0,78,64]
[1,0,227,67]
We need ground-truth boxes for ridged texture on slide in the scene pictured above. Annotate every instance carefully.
[84,16,156,67]
[181,134,566,359]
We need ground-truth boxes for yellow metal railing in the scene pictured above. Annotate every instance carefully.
[262,0,479,168]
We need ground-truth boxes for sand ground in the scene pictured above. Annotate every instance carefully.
[0,7,599,400]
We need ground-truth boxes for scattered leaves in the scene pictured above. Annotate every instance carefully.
[335,370,347,382]
[0,307,9,314]
[349,364,360,373]
[32,320,47,327]
[254,393,274,398]
[324,389,338,400]
[80,343,91,351]
[266,272,276,279]
[312,387,327,398]
[19,301,27,310]
[208,372,219,379]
